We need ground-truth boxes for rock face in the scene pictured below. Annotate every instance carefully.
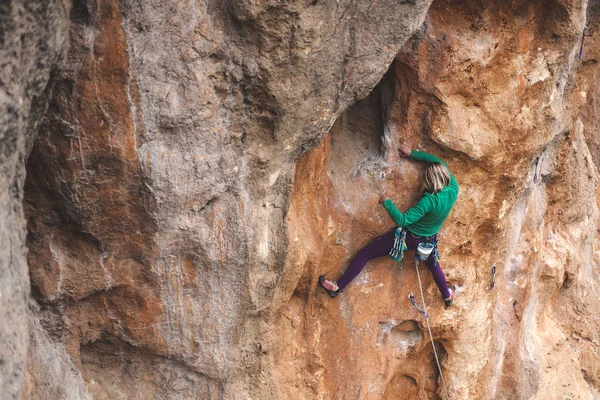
[285,1,600,398]
[0,1,70,399]
[17,0,432,398]
[2,0,600,399]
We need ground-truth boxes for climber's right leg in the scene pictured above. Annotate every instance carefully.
[324,230,396,293]
[425,249,452,303]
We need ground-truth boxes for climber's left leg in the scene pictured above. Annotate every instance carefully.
[335,230,396,291]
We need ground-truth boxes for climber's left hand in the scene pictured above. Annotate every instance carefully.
[378,194,388,204]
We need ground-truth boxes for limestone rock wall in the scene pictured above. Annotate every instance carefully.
[17,0,432,398]
[283,0,600,398]
[2,0,600,399]
[0,1,70,399]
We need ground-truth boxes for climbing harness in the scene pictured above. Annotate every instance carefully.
[412,257,450,400]
[578,26,592,60]
[388,228,407,267]
[490,263,497,290]
[533,156,541,184]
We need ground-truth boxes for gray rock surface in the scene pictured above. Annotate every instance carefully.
[24,310,90,400]
[5,0,432,398]
[11,0,600,398]
[0,1,69,398]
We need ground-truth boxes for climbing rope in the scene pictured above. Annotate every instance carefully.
[413,258,450,400]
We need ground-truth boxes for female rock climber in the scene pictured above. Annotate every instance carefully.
[319,143,459,306]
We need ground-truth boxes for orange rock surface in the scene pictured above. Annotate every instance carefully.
[282,1,600,398]
[2,0,599,399]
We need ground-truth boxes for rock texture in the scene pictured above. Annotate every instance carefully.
[18,0,432,398]
[284,0,600,398]
[0,1,70,399]
[2,0,600,399]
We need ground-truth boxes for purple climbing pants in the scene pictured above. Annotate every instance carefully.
[336,229,451,299]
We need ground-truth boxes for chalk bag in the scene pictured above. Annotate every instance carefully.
[415,242,435,261]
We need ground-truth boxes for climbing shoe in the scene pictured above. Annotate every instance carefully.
[444,287,455,307]
[319,275,341,298]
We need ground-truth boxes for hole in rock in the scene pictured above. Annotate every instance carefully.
[581,368,596,386]
[71,0,92,25]
[383,372,420,400]
[435,340,449,365]
[561,271,573,290]
[382,342,440,400]
[390,320,423,351]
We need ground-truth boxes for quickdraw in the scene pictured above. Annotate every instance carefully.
[389,228,407,267]
[533,156,541,184]
[408,293,428,319]
[579,26,592,60]
[490,263,497,290]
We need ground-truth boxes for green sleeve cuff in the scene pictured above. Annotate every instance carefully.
[382,198,394,211]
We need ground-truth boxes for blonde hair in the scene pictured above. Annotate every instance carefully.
[424,163,450,194]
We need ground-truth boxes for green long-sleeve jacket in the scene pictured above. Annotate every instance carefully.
[382,150,459,237]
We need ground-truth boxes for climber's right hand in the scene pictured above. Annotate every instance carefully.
[399,144,412,157]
